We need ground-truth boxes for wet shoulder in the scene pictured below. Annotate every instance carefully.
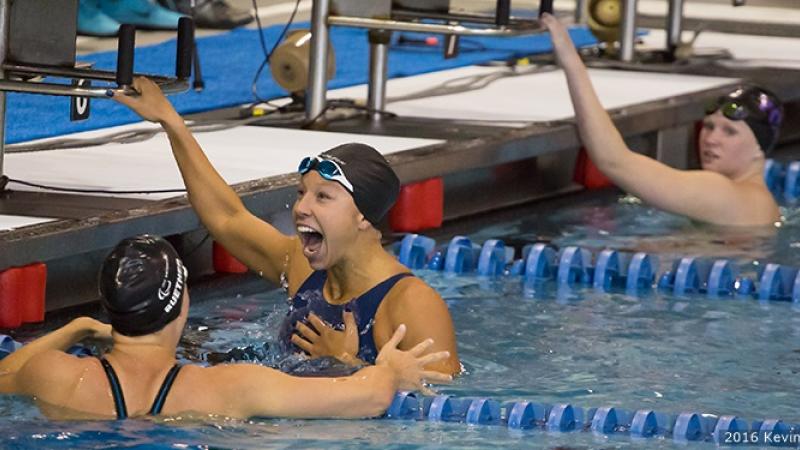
[19,351,107,412]
[381,275,443,311]
[738,179,781,223]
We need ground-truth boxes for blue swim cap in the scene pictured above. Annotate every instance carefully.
[99,235,187,337]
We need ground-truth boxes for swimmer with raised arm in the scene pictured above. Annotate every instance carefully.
[0,235,450,420]
[111,79,460,374]
[540,14,783,226]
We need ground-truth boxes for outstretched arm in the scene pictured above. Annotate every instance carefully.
[541,14,772,225]
[0,317,109,393]
[112,78,305,285]
[202,325,451,419]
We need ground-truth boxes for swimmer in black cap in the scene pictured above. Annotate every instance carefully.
[112,78,460,375]
[541,14,782,226]
[0,235,451,420]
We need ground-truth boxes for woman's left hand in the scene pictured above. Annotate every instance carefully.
[291,311,359,362]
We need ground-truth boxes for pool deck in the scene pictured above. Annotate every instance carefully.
[2,10,800,310]
[0,67,751,268]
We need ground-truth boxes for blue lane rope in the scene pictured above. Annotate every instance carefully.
[8,326,789,446]
[764,158,800,202]
[384,392,800,445]
[0,290,800,444]
[3,226,798,439]
[393,234,800,303]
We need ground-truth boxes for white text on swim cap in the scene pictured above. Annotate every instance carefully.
[164,260,186,314]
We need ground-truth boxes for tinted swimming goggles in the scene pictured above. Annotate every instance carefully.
[705,89,783,128]
[298,156,354,193]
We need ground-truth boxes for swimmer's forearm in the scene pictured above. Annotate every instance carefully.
[550,29,631,176]
[560,57,630,174]
[306,365,399,418]
[336,352,369,368]
[160,116,247,229]
[234,364,399,419]
[0,318,97,373]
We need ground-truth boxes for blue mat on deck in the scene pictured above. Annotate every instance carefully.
[7,24,598,144]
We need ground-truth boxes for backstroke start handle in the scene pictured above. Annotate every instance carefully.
[176,17,195,80]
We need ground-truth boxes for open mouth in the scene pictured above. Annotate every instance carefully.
[297,225,324,255]
[701,150,719,163]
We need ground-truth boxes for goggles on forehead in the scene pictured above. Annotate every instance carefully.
[298,156,354,193]
[705,90,783,128]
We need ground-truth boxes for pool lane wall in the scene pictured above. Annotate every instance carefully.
[3,72,800,314]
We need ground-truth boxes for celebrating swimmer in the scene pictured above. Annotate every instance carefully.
[541,14,783,226]
[0,235,451,420]
[112,78,460,374]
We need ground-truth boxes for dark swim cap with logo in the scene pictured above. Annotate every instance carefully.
[316,143,400,225]
[706,86,784,152]
[99,235,187,337]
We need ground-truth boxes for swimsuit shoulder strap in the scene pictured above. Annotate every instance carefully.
[149,364,183,416]
[296,270,327,294]
[354,272,415,316]
[98,357,128,420]
[370,272,414,298]
[291,271,328,308]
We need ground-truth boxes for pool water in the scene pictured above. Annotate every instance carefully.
[2,191,799,449]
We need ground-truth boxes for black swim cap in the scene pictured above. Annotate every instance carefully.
[317,143,400,225]
[99,235,187,337]
[706,86,783,152]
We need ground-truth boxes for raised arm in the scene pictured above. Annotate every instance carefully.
[193,325,451,419]
[0,317,109,394]
[540,14,775,226]
[112,78,303,284]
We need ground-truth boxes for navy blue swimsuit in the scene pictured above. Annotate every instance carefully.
[279,271,413,363]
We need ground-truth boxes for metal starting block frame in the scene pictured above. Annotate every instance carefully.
[304,0,554,122]
[0,0,195,184]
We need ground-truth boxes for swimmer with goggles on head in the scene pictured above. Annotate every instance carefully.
[541,14,783,227]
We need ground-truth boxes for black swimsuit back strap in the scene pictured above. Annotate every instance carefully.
[98,357,128,420]
[149,364,182,416]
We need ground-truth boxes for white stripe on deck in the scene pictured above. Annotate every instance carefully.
[0,215,53,231]
[555,0,800,26]
[642,29,800,70]
[255,0,312,21]
[6,128,442,200]
[328,66,737,124]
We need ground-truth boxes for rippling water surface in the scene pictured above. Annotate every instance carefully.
[2,193,799,449]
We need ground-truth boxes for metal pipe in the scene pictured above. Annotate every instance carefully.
[574,0,587,23]
[306,0,330,121]
[0,0,9,179]
[327,15,543,36]
[0,79,190,98]
[619,0,638,62]
[666,0,684,55]
[2,64,175,83]
[393,9,540,26]
[367,30,390,122]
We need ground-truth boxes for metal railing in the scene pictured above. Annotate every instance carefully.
[0,1,194,182]
[305,0,554,122]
